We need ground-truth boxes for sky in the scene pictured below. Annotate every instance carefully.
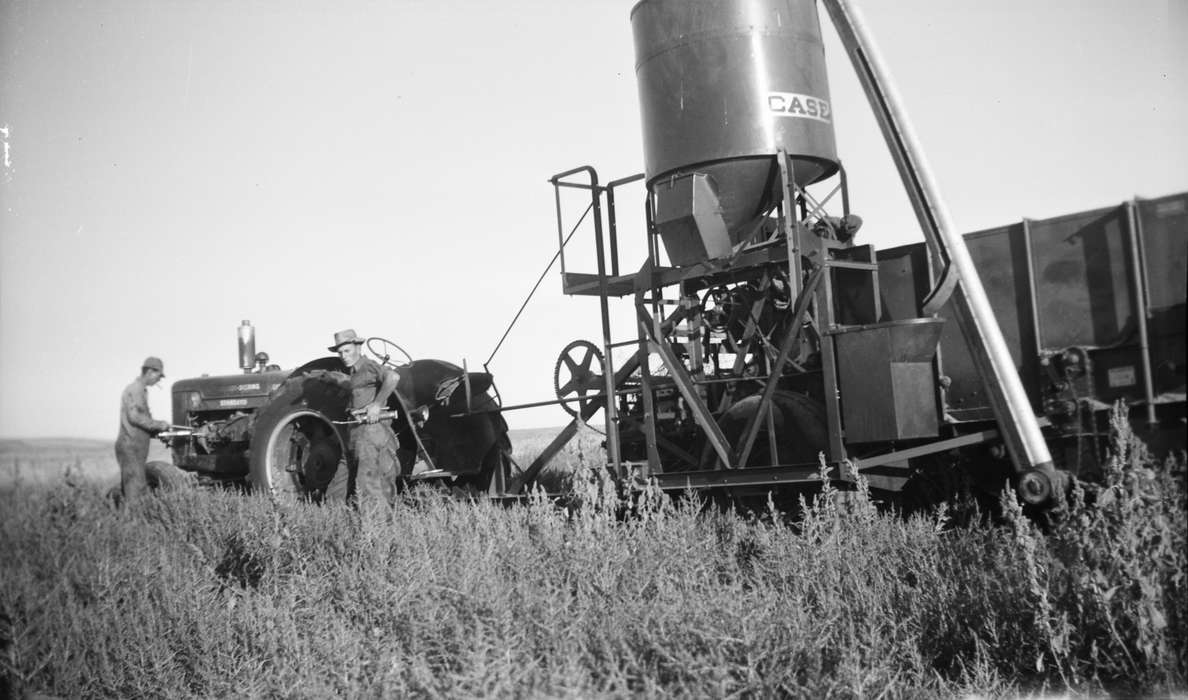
[1,0,1185,440]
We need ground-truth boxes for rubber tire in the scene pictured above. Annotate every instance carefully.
[105,460,186,505]
[458,431,514,496]
[145,460,184,490]
[248,369,351,499]
[716,390,827,468]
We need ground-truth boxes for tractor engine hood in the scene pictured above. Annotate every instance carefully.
[172,370,293,415]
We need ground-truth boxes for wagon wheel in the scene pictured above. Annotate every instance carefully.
[366,336,412,367]
[554,340,606,418]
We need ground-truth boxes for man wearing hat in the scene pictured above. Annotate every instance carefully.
[326,329,401,505]
[115,356,172,501]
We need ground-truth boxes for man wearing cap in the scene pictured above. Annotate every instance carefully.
[326,329,402,505]
[116,357,172,501]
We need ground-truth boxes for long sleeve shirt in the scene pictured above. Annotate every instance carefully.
[117,377,166,446]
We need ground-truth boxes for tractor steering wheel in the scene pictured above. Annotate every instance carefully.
[366,337,412,367]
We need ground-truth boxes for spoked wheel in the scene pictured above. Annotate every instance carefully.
[366,336,413,367]
[554,340,606,418]
[249,370,350,500]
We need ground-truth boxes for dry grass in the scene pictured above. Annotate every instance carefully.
[0,410,1184,698]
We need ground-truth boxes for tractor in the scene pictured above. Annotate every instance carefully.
[165,322,513,499]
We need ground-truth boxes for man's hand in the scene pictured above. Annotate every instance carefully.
[153,420,171,434]
[365,402,382,424]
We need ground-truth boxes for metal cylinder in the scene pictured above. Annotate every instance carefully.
[632,0,839,263]
[238,320,256,372]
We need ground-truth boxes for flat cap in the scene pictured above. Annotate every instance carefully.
[142,356,165,376]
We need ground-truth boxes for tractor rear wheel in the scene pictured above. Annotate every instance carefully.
[249,370,351,500]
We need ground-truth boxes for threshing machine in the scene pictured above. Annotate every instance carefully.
[507,0,1185,507]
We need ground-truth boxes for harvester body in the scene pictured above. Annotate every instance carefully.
[526,0,1186,507]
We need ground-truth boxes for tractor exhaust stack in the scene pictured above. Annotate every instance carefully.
[238,320,256,373]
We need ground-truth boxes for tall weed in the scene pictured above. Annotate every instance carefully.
[1,409,1183,697]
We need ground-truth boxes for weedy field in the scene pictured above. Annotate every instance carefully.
[0,414,1184,699]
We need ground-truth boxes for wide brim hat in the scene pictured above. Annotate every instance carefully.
[328,329,365,352]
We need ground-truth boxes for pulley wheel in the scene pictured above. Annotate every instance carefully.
[554,340,606,418]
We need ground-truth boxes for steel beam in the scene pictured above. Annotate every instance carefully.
[850,429,1000,471]
[653,465,822,490]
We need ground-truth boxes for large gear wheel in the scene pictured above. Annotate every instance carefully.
[554,340,606,418]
